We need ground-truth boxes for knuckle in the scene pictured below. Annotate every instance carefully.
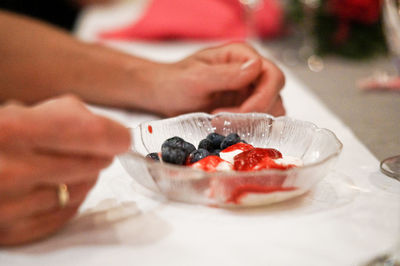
[276,69,286,88]
[266,61,285,88]
[56,95,87,113]
[59,94,82,104]
[227,41,246,48]
[226,42,251,53]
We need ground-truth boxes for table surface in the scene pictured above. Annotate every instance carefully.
[1,2,400,266]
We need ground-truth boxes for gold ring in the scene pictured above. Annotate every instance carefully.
[57,184,70,208]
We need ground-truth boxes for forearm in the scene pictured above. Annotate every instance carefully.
[0,10,158,109]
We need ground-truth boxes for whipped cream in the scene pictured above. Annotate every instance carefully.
[215,161,234,171]
[219,147,303,170]
[219,149,243,164]
[274,155,303,167]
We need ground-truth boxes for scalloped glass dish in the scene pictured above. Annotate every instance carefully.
[119,113,343,207]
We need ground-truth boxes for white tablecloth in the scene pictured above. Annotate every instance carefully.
[1,2,399,265]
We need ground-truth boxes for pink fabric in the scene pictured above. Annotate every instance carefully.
[99,0,284,41]
[357,76,400,92]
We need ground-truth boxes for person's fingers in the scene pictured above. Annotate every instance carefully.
[208,89,242,110]
[31,96,131,156]
[201,58,262,92]
[267,96,286,116]
[239,60,285,113]
[0,152,111,195]
[211,106,241,114]
[0,178,97,226]
[0,205,79,246]
[36,114,130,157]
[189,43,263,92]
[212,93,285,116]
[210,86,254,114]
[0,95,131,156]
[194,42,259,64]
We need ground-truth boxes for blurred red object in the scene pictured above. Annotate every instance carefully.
[328,0,383,44]
[357,74,400,92]
[329,0,382,24]
[99,0,284,40]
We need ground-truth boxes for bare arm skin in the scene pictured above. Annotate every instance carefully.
[0,10,285,117]
[0,10,158,110]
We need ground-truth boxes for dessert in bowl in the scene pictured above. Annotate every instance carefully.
[119,113,342,207]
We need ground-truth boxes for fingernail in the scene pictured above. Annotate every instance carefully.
[240,59,257,70]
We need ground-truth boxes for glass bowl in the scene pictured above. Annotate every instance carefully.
[118,112,343,207]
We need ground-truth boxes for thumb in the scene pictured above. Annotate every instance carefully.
[204,58,262,92]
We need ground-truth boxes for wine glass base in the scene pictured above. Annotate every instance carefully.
[381,155,400,181]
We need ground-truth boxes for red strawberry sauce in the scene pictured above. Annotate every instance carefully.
[191,155,227,172]
[190,145,298,204]
[233,148,296,171]
[226,185,297,204]
[221,142,254,153]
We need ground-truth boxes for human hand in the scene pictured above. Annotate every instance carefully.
[146,42,285,117]
[0,96,130,246]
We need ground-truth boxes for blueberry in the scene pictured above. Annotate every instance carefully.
[146,152,160,161]
[198,139,213,151]
[182,141,196,155]
[189,149,210,163]
[210,149,221,156]
[220,133,241,150]
[240,140,248,144]
[161,145,187,165]
[162,136,185,149]
[206,133,225,149]
[162,136,195,157]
